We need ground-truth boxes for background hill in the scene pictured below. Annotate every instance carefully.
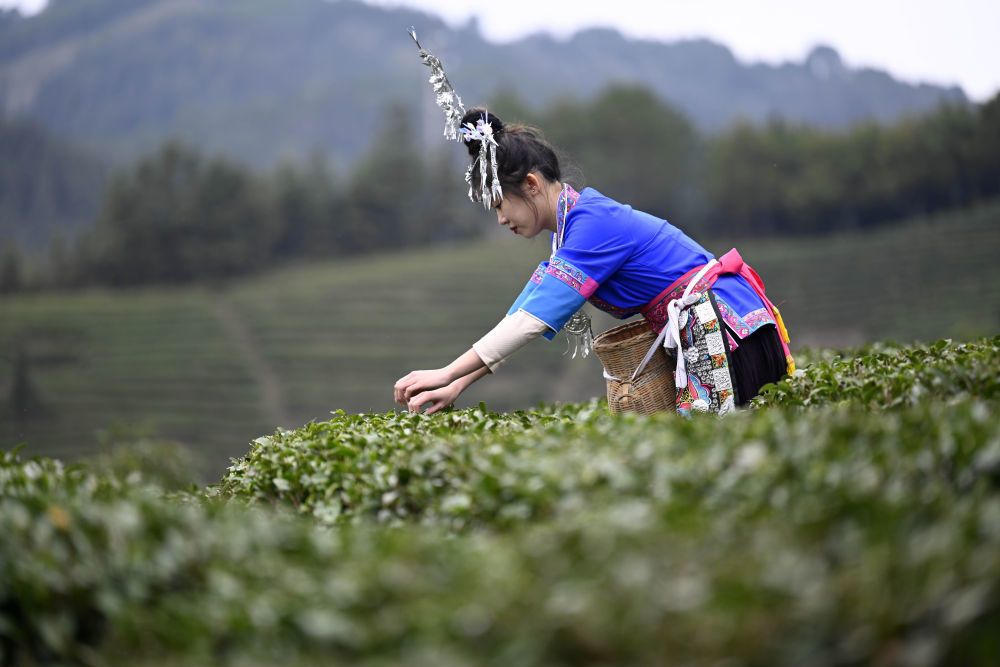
[0,0,967,171]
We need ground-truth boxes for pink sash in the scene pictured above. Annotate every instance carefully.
[640,249,795,374]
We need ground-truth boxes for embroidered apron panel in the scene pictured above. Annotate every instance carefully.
[676,291,739,417]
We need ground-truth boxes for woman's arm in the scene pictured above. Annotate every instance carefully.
[394,347,487,412]
[394,310,551,414]
[403,364,491,415]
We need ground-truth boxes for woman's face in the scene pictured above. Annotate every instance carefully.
[493,191,543,238]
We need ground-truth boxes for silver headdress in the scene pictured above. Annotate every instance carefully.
[460,114,503,209]
[409,27,503,209]
[408,27,464,141]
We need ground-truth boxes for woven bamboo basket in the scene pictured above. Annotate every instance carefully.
[593,319,677,415]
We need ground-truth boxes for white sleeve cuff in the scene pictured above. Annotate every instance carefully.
[472,309,550,372]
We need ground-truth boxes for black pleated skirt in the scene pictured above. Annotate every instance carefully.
[729,324,789,406]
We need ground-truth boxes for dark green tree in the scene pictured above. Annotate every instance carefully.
[704,98,998,235]
[973,93,1000,198]
[0,239,23,293]
[339,105,424,253]
[87,142,273,285]
[542,85,704,227]
[417,148,481,242]
[0,118,108,251]
[706,121,784,235]
[268,155,342,259]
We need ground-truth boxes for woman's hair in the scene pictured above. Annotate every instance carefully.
[461,107,561,202]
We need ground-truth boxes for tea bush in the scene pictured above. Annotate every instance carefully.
[2,336,1000,665]
[754,335,1000,408]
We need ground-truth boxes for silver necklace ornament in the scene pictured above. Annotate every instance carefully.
[554,183,593,359]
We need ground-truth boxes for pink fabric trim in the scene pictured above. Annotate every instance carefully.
[715,301,775,339]
[639,248,791,361]
[641,272,714,333]
[703,248,792,361]
[546,257,596,296]
[641,264,704,322]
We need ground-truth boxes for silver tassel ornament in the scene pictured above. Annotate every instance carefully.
[563,309,594,359]
[460,113,502,209]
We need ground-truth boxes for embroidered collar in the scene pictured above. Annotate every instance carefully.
[552,184,581,255]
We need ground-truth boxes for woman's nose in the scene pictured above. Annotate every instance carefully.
[496,210,507,225]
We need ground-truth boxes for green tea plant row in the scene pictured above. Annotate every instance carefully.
[220,337,1000,528]
[3,400,999,665]
[2,336,1000,665]
[754,336,1000,409]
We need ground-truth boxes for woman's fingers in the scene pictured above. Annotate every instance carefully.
[394,372,422,404]
[407,385,458,415]
[407,391,429,414]
[423,400,445,415]
[395,369,450,404]
[393,380,406,404]
[394,382,409,404]
[402,380,428,403]
[407,389,444,415]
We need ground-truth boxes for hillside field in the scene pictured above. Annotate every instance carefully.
[1,200,999,478]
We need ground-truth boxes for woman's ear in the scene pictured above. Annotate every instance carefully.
[524,172,540,195]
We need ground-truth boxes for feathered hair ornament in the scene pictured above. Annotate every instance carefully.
[409,27,503,209]
[408,27,464,141]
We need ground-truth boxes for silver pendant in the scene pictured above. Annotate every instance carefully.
[563,310,594,359]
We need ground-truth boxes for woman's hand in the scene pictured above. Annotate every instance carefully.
[394,368,452,405]
[394,349,489,415]
[405,382,462,415]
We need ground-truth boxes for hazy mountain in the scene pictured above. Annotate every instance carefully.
[0,0,969,171]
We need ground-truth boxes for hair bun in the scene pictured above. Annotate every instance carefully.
[460,107,504,156]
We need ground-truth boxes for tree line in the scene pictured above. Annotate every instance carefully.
[513,85,1000,237]
[1,87,998,292]
[2,106,474,290]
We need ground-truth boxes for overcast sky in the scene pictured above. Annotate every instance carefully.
[3,0,997,101]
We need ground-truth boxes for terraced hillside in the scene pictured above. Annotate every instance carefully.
[0,289,268,472]
[1,201,998,477]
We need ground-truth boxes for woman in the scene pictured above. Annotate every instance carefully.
[394,108,792,416]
